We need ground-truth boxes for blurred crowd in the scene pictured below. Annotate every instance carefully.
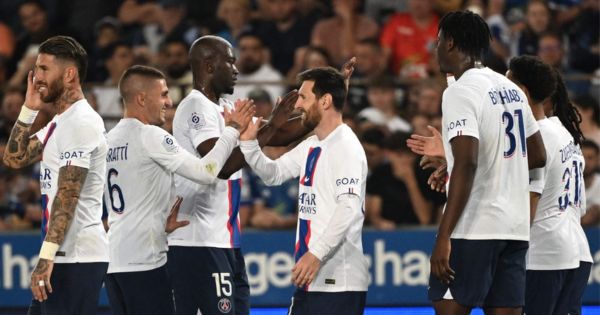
[0,0,598,231]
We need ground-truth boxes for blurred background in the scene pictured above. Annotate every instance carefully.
[0,0,598,312]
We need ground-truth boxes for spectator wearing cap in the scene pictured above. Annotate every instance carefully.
[357,75,411,134]
[366,132,445,229]
[225,32,284,103]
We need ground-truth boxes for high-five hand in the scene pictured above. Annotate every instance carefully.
[240,116,262,141]
[268,90,298,129]
[225,99,256,133]
[407,125,445,158]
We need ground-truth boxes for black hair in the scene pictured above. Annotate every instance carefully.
[383,131,411,152]
[303,46,332,67]
[39,36,88,83]
[237,30,263,46]
[360,127,385,147]
[161,37,190,52]
[552,69,584,145]
[119,65,165,102]
[573,94,600,126]
[297,67,347,111]
[357,38,382,51]
[581,139,599,155]
[438,10,491,59]
[18,0,46,12]
[508,55,557,103]
[102,41,131,60]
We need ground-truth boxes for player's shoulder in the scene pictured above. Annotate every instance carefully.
[176,90,216,115]
[330,125,365,158]
[61,99,104,132]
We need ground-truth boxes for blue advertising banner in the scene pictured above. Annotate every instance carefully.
[0,229,598,307]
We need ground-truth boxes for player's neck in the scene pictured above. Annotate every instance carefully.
[452,59,483,80]
[123,108,149,125]
[193,80,219,103]
[584,172,594,188]
[530,103,546,120]
[315,113,343,141]
[55,87,84,114]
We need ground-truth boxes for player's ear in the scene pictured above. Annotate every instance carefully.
[136,91,146,107]
[446,37,455,52]
[321,94,332,110]
[63,66,76,84]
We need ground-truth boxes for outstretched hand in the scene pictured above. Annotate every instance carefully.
[165,197,189,233]
[240,116,262,141]
[340,57,356,90]
[268,90,298,129]
[407,126,445,158]
[225,99,256,133]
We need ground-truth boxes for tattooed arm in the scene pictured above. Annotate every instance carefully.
[3,121,43,168]
[4,71,45,169]
[30,165,88,301]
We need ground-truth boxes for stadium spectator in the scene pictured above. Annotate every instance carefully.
[0,21,15,59]
[512,0,553,57]
[537,32,590,96]
[347,38,388,113]
[357,75,410,133]
[8,0,61,86]
[380,0,439,79]
[216,0,253,47]
[310,0,379,67]
[286,45,332,86]
[255,0,318,75]
[413,79,443,117]
[566,0,599,74]
[359,127,386,176]
[574,94,600,148]
[0,86,25,141]
[159,38,192,104]
[366,131,443,229]
[582,140,600,226]
[92,41,134,129]
[226,32,284,103]
[87,17,122,83]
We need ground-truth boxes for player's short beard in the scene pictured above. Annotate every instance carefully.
[300,104,320,130]
[41,78,65,103]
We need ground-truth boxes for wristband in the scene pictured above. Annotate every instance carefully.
[17,106,39,125]
[39,241,59,260]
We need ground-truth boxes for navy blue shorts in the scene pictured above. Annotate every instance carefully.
[428,239,528,308]
[168,246,249,315]
[105,264,174,315]
[288,290,366,315]
[27,262,107,315]
[525,261,592,315]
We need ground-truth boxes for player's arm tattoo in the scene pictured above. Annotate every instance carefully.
[44,165,89,245]
[3,120,43,168]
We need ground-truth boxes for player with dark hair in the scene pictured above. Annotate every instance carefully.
[104,65,254,315]
[429,10,546,315]
[239,66,369,315]
[507,55,592,315]
[3,35,107,315]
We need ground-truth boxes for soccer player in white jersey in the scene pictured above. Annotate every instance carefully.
[239,67,369,315]
[3,36,108,315]
[507,56,592,315]
[103,65,254,315]
[168,35,305,315]
[427,11,546,315]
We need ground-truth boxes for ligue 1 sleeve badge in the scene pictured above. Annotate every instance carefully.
[162,135,179,153]
[189,112,206,130]
[218,297,232,313]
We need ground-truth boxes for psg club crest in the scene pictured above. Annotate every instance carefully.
[218,298,232,313]
[189,112,205,130]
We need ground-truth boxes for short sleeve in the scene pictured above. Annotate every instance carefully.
[331,147,365,200]
[522,102,539,138]
[56,122,103,169]
[182,99,222,149]
[442,86,481,142]
[529,167,545,194]
[141,126,187,172]
[34,119,54,142]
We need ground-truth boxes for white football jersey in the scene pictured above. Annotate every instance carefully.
[441,67,538,241]
[35,99,108,263]
[241,124,369,292]
[169,90,243,248]
[528,117,592,269]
